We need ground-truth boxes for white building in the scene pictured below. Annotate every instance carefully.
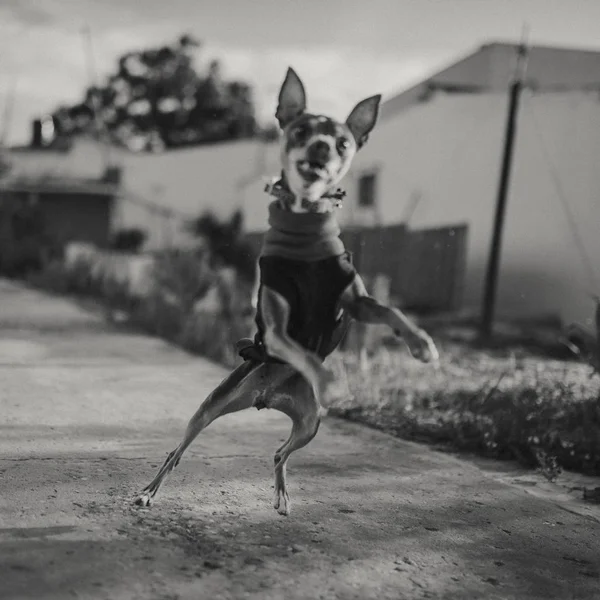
[7,41,600,327]
[5,135,280,248]
[337,42,600,328]
[240,43,600,327]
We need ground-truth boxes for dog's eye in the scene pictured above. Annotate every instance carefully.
[291,126,308,143]
[337,137,351,152]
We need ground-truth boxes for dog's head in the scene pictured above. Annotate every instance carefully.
[275,67,381,210]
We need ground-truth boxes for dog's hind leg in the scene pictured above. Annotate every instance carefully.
[268,377,321,516]
[134,360,262,507]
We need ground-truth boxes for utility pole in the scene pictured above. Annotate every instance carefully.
[479,27,530,339]
[82,24,111,170]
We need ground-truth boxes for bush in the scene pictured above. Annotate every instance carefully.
[29,246,600,478]
[151,247,216,315]
[26,259,72,295]
[31,243,255,367]
[328,344,600,477]
[186,209,258,284]
[110,228,147,253]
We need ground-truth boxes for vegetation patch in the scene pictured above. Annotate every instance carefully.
[328,343,600,478]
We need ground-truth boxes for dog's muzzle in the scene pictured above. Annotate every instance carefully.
[306,140,331,167]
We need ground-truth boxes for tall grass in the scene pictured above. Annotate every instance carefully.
[329,344,600,477]
[29,250,600,477]
[30,246,254,368]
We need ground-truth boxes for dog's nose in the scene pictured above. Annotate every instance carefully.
[307,140,331,166]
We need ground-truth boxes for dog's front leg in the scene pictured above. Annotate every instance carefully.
[260,285,336,402]
[341,275,439,363]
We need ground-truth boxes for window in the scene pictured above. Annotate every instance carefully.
[358,173,377,208]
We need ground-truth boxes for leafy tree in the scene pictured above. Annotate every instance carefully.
[187,209,257,283]
[50,34,259,151]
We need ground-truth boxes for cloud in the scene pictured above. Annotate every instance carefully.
[0,0,69,27]
[0,3,444,145]
[0,6,181,144]
[203,43,445,124]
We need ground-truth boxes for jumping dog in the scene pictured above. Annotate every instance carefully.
[134,68,439,515]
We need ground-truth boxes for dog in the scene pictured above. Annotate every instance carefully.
[134,68,439,515]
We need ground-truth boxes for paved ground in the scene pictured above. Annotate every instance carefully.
[1,279,600,600]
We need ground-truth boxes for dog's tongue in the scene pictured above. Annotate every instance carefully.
[297,160,327,182]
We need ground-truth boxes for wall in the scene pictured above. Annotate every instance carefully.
[343,90,600,327]
[115,140,280,248]
[8,139,107,180]
[8,88,600,328]
[7,138,281,250]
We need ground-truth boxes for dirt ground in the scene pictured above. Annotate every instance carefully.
[1,278,600,600]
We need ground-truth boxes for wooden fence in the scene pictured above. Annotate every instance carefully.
[245,222,468,313]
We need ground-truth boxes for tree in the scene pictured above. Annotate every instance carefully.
[187,209,257,283]
[50,34,260,152]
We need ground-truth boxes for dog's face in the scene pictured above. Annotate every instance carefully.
[275,68,381,209]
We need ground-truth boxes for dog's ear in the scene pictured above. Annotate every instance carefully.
[346,94,381,149]
[276,67,306,129]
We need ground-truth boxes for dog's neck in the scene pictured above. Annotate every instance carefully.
[261,199,346,261]
[265,172,346,213]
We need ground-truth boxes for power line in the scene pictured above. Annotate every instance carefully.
[81,24,112,170]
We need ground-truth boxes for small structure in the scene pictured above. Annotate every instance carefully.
[336,41,600,327]
[8,40,600,326]
[0,174,119,248]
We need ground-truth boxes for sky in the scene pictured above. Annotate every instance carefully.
[2,0,600,145]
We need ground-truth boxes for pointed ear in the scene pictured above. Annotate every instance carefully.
[346,94,381,148]
[275,67,307,129]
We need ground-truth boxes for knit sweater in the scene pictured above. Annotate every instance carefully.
[261,200,346,261]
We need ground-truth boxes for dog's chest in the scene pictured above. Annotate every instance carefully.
[257,254,355,358]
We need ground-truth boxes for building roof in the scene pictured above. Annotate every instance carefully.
[381,41,600,120]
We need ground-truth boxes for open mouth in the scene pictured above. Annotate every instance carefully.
[296,160,329,181]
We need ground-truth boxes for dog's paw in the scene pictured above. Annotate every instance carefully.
[253,397,268,411]
[133,492,153,507]
[274,488,291,516]
[405,329,439,364]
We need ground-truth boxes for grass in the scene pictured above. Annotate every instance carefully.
[328,340,600,478]
[26,253,600,479]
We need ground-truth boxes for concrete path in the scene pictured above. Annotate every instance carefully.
[1,279,599,600]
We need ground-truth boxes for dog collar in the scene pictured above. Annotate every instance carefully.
[264,178,346,211]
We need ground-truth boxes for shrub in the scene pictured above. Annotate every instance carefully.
[32,243,255,366]
[186,209,258,284]
[109,228,147,253]
[329,344,600,476]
